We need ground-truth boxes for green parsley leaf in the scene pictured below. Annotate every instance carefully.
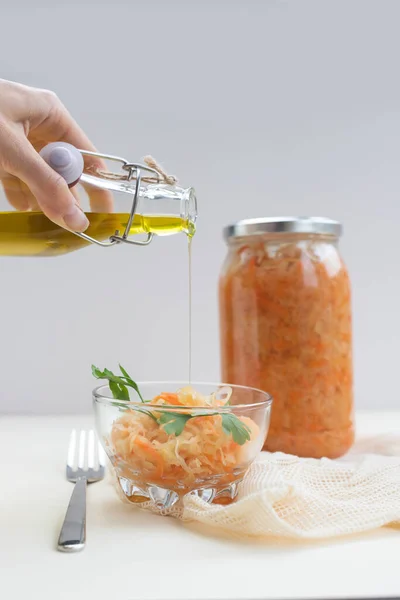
[190,410,251,445]
[92,364,144,402]
[158,410,251,445]
[91,365,104,379]
[158,412,191,436]
[221,413,251,445]
[119,364,144,402]
[92,365,129,389]
[109,379,130,401]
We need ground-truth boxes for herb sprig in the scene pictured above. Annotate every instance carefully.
[92,365,251,445]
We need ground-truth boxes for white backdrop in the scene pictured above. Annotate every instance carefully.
[0,0,399,414]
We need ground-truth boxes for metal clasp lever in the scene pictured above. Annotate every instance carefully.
[76,150,171,248]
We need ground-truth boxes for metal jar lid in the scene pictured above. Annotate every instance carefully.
[223,216,342,240]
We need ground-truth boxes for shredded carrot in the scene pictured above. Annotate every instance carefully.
[153,392,180,405]
[133,435,164,478]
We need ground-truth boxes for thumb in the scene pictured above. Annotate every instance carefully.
[2,128,89,232]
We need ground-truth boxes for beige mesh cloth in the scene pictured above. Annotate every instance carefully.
[180,433,400,539]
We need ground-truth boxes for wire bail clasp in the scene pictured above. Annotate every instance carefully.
[75,151,178,248]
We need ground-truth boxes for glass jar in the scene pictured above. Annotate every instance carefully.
[219,217,354,459]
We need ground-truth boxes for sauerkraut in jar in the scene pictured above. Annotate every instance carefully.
[219,217,354,459]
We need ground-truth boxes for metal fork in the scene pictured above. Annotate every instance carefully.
[57,429,105,553]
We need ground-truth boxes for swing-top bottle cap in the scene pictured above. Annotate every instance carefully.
[39,142,84,186]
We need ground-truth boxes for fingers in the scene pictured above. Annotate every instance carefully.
[2,175,32,211]
[30,90,114,213]
[0,123,89,231]
[3,175,82,212]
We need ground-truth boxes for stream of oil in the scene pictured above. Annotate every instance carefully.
[188,236,192,383]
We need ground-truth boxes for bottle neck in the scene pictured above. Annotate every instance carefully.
[80,173,197,236]
[138,184,197,235]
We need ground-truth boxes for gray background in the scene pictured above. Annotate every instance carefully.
[0,0,399,414]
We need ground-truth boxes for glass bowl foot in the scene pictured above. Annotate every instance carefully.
[117,476,240,513]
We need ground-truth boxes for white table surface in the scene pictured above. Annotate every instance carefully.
[1,412,400,600]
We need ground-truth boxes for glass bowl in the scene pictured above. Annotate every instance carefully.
[93,381,272,512]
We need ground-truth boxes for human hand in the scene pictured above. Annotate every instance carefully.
[0,79,113,232]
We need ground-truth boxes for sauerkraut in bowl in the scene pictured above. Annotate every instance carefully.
[93,372,272,511]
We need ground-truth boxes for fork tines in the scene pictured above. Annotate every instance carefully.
[66,429,106,483]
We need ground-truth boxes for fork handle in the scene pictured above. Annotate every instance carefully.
[57,477,87,552]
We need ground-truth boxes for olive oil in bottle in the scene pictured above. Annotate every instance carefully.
[0,211,194,257]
